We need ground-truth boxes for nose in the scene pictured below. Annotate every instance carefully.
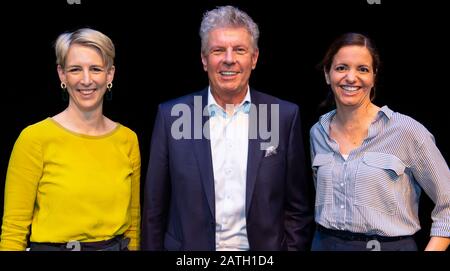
[223,48,236,65]
[345,69,357,83]
[81,69,93,85]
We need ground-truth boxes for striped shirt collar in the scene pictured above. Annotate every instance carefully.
[319,105,393,137]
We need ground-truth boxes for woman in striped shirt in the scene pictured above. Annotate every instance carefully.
[310,32,450,251]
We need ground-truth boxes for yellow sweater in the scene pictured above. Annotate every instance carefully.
[0,118,140,250]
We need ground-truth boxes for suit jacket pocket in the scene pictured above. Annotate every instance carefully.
[164,232,182,251]
[260,149,285,167]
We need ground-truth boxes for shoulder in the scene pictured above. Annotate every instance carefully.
[116,124,139,142]
[251,89,298,107]
[250,89,299,118]
[158,89,206,112]
[390,111,432,137]
[310,110,334,136]
[310,121,322,136]
[12,118,55,152]
[18,118,54,140]
[383,109,434,146]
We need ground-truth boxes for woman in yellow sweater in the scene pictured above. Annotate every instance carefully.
[0,28,140,251]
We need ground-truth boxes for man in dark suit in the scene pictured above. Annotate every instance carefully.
[142,5,313,251]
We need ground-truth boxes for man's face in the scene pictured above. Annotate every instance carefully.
[201,27,259,99]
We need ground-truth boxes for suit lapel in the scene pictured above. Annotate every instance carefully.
[193,89,215,218]
[246,90,265,215]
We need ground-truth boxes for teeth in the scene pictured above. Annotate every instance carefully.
[79,89,95,95]
[341,86,359,92]
[220,71,238,75]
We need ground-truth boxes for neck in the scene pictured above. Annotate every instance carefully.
[334,102,379,130]
[62,104,107,134]
[211,86,248,112]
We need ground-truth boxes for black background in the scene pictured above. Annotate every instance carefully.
[0,0,448,255]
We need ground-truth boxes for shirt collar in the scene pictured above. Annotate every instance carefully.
[207,86,251,117]
[319,105,393,136]
[378,105,393,119]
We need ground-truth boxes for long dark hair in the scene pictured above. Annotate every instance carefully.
[318,33,381,110]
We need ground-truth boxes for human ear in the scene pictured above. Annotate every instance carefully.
[324,68,330,85]
[201,52,208,72]
[57,65,66,84]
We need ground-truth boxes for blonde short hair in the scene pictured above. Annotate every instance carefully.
[55,28,115,69]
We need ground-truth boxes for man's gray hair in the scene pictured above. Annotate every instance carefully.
[199,5,259,55]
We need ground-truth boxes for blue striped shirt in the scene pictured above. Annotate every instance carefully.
[310,105,450,237]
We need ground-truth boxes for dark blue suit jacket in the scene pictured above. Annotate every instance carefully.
[142,88,313,251]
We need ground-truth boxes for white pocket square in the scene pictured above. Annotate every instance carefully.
[264,146,277,157]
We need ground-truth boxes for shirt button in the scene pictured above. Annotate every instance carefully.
[340,205,344,209]
[340,183,344,187]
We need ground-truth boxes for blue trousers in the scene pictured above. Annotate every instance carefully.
[311,229,418,251]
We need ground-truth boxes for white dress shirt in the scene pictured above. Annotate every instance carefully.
[208,87,251,251]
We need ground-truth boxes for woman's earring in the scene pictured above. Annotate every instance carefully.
[106,82,113,101]
[61,82,68,102]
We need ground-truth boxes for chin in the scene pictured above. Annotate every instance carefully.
[338,100,360,107]
[216,87,238,94]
